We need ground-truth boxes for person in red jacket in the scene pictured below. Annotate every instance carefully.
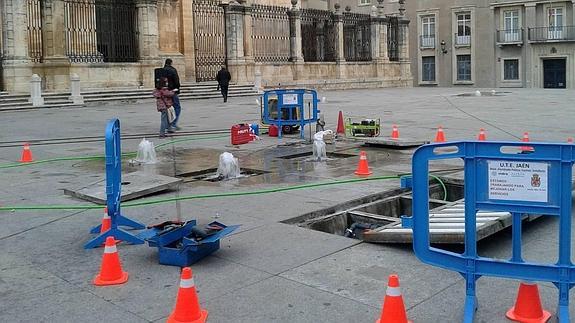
[153,77,175,138]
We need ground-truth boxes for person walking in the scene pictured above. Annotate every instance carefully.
[164,58,182,129]
[216,66,231,103]
[153,77,176,138]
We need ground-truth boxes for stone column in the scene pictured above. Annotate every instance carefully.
[370,13,381,61]
[42,0,72,91]
[136,0,161,87]
[1,0,33,92]
[242,3,255,85]
[181,0,196,81]
[524,3,536,88]
[224,2,248,83]
[288,0,304,81]
[333,4,345,79]
[29,74,44,106]
[399,19,410,62]
[334,4,345,63]
[243,4,254,62]
[288,1,303,63]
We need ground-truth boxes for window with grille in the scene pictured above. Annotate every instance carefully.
[503,59,519,80]
[457,55,472,81]
[422,56,436,82]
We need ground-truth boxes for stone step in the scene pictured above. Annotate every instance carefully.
[0,91,257,109]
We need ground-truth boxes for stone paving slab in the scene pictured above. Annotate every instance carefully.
[201,276,379,323]
[280,243,461,309]
[216,223,360,275]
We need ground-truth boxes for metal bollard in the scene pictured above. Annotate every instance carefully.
[69,74,84,105]
[29,74,44,107]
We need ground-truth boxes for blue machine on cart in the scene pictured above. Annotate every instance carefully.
[261,89,320,139]
[402,141,575,322]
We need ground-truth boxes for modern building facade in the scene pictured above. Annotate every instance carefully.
[0,0,411,93]
[406,0,575,89]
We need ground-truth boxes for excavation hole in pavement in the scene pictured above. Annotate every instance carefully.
[177,168,268,182]
[283,180,465,242]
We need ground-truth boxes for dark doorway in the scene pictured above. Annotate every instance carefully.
[543,59,566,88]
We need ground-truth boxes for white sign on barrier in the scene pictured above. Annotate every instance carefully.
[488,160,548,202]
[283,94,298,105]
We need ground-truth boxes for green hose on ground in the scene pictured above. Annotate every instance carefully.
[0,134,228,170]
[0,174,451,212]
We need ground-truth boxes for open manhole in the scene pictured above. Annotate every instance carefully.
[283,180,476,243]
[177,168,268,182]
[278,151,356,160]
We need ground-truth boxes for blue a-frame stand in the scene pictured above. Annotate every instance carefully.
[84,119,145,249]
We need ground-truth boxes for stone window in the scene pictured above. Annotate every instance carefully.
[456,13,471,45]
[503,59,519,80]
[457,55,472,81]
[422,56,436,82]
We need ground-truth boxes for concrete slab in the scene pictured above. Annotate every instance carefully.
[64,171,182,204]
[216,223,360,275]
[281,243,461,309]
[201,276,379,323]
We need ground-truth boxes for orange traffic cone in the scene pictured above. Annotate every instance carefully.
[520,132,534,152]
[376,274,411,323]
[93,236,128,286]
[336,111,345,135]
[506,281,551,323]
[354,151,372,176]
[98,207,120,245]
[167,267,208,323]
[99,207,111,233]
[391,125,400,140]
[478,128,487,141]
[434,126,446,143]
[19,143,34,162]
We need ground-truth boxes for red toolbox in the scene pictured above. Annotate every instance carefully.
[231,124,254,145]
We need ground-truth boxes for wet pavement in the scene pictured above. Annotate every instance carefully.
[1,87,575,322]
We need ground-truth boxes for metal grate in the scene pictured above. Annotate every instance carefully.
[252,4,290,63]
[27,0,43,63]
[95,0,138,62]
[64,0,138,63]
[192,0,226,82]
[301,8,336,62]
[387,17,399,62]
[342,12,371,62]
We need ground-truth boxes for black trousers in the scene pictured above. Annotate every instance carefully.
[220,84,229,102]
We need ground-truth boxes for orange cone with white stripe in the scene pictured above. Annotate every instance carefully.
[520,132,534,152]
[376,274,411,323]
[506,281,551,323]
[478,128,486,141]
[167,267,208,323]
[434,126,446,143]
[93,236,128,286]
[19,143,34,162]
[99,207,111,233]
[391,125,400,140]
[354,151,372,176]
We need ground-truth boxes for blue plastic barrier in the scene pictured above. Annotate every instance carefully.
[84,119,146,249]
[403,141,575,322]
[261,89,320,139]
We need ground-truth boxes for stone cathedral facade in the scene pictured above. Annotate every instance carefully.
[0,0,411,93]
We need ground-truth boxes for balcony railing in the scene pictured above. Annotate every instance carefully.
[496,29,523,44]
[454,33,471,46]
[528,26,575,42]
[419,35,436,49]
